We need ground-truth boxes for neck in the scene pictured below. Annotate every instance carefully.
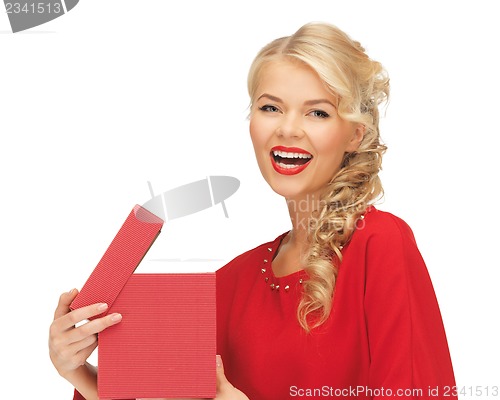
[285,192,323,251]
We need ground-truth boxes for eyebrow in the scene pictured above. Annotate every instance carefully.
[304,99,337,108]
[257,93,283,103]
[256,93,337,108]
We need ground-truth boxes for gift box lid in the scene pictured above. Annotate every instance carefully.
[70,204,164,318]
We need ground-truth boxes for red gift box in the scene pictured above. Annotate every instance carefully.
[70,205,216,399]
[99,273,216,399]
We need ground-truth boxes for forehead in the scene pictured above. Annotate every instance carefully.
[255,59,336,103]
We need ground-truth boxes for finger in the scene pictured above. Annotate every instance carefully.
[216,355,232,391]
[67,312,122,343]
[72,331,98,351]
[216,355,224,374]
[53,289,79,320]
[57,302,111,331]
[55,331,97,361]
[72,339,98,366]
[54,336,98,371]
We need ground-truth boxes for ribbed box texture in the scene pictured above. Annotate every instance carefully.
[69,205,216,398]
[98,273,216,399]
[70,205,163,318]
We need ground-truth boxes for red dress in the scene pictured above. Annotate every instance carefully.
[74,207,457,399]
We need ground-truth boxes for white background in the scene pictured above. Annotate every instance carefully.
[1,0,499,398]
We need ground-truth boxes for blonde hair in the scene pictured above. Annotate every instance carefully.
[248,22,390,332]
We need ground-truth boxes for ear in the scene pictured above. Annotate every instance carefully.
[346,123,365,152]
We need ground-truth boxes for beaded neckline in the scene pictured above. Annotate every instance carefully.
[260,245,304,293]
[260,208,370,293]
[260,234,308,294]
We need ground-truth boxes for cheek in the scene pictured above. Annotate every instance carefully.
[249,117,268,151]
[249,118,257,141]
[315,123,354,154]
[321,138,346,156]
[249,118,272,178]
[311,131,352,173]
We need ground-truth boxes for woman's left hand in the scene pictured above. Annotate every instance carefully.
[215,355,249,400]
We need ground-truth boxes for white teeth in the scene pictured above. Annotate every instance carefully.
[272,150,312,159]
[277,162,299,169]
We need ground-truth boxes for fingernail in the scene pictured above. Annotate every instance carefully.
[68,288,76,295]
[110,313,122,322]
[97,303,108,312]
[216,355,222,368]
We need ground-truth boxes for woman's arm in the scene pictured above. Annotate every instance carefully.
[65,363,97,400]
[364,215,457,399]
[49,289,122,400]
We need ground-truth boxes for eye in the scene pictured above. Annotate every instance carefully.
[258,104,280,113]
[308,109,330,119]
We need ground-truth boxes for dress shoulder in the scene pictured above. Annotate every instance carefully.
[216,232,287,278]
[353,207,417,245]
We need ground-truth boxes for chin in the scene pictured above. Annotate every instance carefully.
[259,164,329,202]
[266,178,316,202]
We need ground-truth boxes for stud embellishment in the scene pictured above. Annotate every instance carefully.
[260,243,303,293]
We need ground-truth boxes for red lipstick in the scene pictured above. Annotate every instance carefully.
[270,146,313,176]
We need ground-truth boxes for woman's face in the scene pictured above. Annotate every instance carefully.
[249,60,364,203]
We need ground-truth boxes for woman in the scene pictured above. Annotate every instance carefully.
[49,22,457,399]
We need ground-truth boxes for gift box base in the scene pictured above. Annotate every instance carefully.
[97,273,216,399]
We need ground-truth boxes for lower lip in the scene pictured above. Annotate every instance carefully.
[270,154,312,175]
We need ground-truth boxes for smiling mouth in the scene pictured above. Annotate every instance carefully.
[271,150,312,168]
[270,148,313,175]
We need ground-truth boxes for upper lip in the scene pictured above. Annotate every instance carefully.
[270,146,313,158]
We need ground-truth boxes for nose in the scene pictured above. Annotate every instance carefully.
[276,112,304,139]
